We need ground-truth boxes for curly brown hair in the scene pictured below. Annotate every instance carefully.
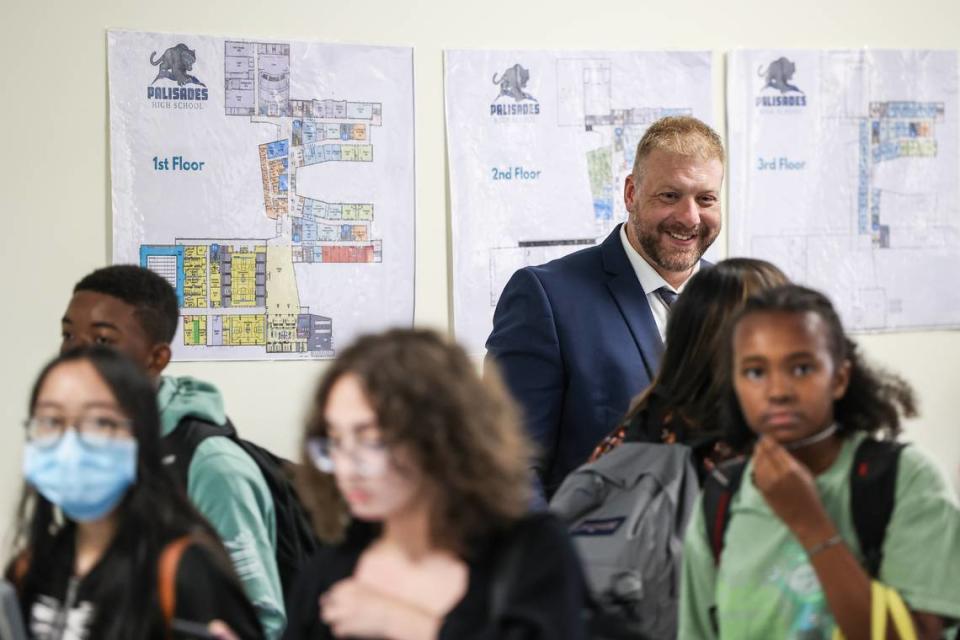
[299,329,532,552]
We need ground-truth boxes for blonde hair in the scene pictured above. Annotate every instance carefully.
[631,116,724,181]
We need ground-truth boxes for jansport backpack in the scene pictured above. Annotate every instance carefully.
[550,441,701,640]
[161,416,321,602]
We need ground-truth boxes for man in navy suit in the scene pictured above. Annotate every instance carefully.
[486,116,724,501]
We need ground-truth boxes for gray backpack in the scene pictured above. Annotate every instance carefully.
[550,442,700,640]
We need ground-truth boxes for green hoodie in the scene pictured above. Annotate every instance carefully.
[158,376,285,639]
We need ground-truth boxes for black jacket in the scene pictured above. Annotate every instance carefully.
[282,513,587,640]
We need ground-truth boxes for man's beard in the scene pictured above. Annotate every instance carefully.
[633,218,718,273]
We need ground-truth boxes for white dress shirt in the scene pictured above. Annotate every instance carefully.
[619,223,700,342]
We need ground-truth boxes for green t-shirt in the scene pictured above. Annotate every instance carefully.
[679,432,960,639]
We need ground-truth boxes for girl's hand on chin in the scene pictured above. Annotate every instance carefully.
[752,436,837,547]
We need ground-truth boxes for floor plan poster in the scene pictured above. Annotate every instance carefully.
[108,31,415,360]
[445,50,713,355]
[728,49,960,332]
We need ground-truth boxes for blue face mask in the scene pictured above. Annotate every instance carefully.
[23,430,138,522]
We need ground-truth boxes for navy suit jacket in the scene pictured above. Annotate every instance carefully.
[487,224,683,498]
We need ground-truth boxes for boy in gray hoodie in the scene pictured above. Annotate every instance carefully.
[60,265,285,639]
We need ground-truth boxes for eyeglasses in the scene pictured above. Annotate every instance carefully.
[24,414,134,449]
[306,435,390,477]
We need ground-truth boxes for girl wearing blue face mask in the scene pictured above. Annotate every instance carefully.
[5,346,264,640]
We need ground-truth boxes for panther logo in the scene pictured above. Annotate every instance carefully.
[758,57,802,94]
[150,43,206,87]
[492,64,537,102]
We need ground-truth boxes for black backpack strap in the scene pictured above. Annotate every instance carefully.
[850,438,905,577]
[701,458,748,565]
[162,416,321,600]
[160,416,233,488]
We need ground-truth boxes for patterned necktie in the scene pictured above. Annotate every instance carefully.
[656,286,679,309]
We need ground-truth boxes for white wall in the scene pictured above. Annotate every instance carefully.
[2,0,959,544]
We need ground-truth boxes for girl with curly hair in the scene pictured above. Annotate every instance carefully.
[283,329,587,640]
[679,285,960,639]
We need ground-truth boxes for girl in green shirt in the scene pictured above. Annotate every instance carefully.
[679,285,960,639]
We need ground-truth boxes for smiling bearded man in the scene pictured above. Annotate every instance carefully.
[486,116,725,503]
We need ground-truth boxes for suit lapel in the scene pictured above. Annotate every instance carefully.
[600,226,663,379]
